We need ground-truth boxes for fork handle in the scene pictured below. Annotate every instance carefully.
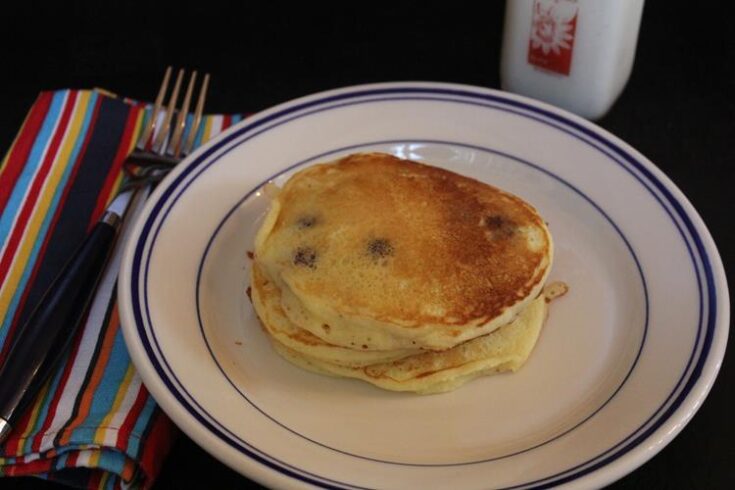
[0,213,121,442]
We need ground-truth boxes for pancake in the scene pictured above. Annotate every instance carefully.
[267,293,551,394]
[251,263,421,367]
[254,152,553,351]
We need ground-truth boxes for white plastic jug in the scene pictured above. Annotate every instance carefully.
[501,0,645,120]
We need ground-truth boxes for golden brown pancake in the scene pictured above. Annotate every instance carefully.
[266,293,552,394]
[254,152,553,350]
[251,263,421,367]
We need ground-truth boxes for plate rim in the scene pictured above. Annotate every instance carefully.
[118,81,730,490]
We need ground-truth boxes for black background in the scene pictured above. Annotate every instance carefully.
[1,1,733,488]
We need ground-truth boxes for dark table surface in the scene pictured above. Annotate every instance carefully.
[1,2,733,489]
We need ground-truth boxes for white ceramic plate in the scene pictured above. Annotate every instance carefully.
[118,83,729,489]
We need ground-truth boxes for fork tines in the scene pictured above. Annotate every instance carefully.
[136,66,211,158]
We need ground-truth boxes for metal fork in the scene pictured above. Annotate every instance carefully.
[109,66,211,218]
[0,68,211,443]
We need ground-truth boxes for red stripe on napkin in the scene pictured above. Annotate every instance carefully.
[0,93,53,214]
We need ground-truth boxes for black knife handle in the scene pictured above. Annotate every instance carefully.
[0,213,121,432]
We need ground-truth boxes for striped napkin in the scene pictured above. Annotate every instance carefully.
[0,89,242,489]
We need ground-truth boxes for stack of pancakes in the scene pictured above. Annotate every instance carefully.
[250,153,562,394]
